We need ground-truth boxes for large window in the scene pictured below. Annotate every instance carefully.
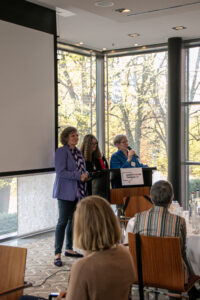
[0,174,57,239]
[57,50,96,146]
[3,44,199,239]
[0,178,17,237]
[105,52,168,179]
[185,46,200,205]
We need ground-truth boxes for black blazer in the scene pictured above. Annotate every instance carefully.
[86,155,108,173]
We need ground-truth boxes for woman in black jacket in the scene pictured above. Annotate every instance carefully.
[80,134,108,195]
[80,134,108,172]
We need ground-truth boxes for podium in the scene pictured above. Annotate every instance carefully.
[89,168,156,204]
[89,170,110,199]
[109,168,156,204]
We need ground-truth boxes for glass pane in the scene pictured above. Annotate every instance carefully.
[18,173,57,236]
[188,105,200,161]
[188,47,200,102]
[0,174,58,239]
[106,52,168,178]
[186,165,200,209]
[0,178,17,237]
[57,50,96,146]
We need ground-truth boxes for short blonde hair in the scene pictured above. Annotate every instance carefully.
[73,196,121,251]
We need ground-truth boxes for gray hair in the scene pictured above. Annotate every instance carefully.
[113,134,127,146]
[150,180,174,207]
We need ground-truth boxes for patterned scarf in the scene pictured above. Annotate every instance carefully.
[68,145,87,200]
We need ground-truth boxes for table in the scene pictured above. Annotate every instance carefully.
[187,233,200,276]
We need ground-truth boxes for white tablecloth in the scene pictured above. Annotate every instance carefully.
[187,234,200,276]
[124,218,200,276]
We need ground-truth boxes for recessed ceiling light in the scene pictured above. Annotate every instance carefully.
[122,8,131,13]
[128,33,140,38]
[75,42,84,46]
[134,43,139,46]
[95,1,114,7]
[115,8,131,13]
[102,48,107,50]
[172,26,186,31]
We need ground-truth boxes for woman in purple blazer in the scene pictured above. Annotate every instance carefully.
[53,126,88,267]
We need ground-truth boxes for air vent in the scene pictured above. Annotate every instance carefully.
[94,1,114,8]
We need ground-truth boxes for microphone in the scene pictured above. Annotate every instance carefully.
[127,146,139,158]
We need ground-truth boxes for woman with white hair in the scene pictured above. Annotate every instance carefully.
[110,134,148,169]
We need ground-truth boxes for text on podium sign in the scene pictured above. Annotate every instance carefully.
[120,168,144,186]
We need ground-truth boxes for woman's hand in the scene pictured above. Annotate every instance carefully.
[81,173,88,182]
[127,149,135,162]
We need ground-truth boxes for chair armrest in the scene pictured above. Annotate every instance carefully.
[0,281,32,296]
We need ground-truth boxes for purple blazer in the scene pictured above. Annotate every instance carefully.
[53,145,86,201]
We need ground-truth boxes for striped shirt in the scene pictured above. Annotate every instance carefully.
[133,205,193,275]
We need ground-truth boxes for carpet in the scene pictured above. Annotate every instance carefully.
[21,233,168,300]
[23,235,76,299]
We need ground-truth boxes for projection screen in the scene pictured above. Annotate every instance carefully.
[0,19,55,175]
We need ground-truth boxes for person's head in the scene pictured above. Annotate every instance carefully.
[60,126,78,147]
[80,134,101,161]
[150,180,174,208]
[73,195,121,251]
[113,134,128,151]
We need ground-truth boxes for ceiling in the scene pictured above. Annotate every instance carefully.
[27,0,200,51]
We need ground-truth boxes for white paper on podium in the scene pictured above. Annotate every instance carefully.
[120,168,144,186]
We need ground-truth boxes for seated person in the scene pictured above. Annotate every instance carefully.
[19,196,135,300]
[125,180,200,300]
[66,195,136,300]
[110,134,148,169]
[80,134,108,173]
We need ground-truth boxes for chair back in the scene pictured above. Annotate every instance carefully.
[123,196,153,218]
[0,245,27,300]
[128,233,185,292]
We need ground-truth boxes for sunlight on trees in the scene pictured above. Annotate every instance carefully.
[57,51,96,146]
[57,47,200,187]
[187,47,200,184]
[106,52,168,177]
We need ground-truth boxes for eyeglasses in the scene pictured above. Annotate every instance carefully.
[91,142,98,146]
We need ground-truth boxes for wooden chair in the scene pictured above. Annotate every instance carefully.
[0,245,31,300]
[123,195,153,218]
[119,196,153,231]
[128,233,200,299]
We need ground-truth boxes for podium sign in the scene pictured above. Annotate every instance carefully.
[120,168,144,186]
